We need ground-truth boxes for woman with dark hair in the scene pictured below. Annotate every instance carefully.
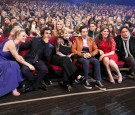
[96,26,122,84]
[26,20,38,37]
[108,24,117,37]
[96,20,102,32]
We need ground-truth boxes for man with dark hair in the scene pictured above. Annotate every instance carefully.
[72,26,105,90]
[88,22,98,39]
[20,27,53,93]
[115,26,135,77]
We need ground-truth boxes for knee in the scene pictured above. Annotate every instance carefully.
[38,66,47,73]
[82,60,89,67]
[93,59,100,65]
[103,58,109,65]
[21,66,30,74]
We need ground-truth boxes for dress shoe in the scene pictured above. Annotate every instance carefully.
[95,81,106,91]
[65,84,72,92]
[82,80,92,89]
[40,83,47,91]
[21,87,35,94]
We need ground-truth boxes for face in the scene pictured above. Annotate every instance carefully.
[43,30,52,39]
[17,31,27,43]
[89,24,96,31]
[4,18,10,24]
[116,18,122,25]
[81,28,88,38]
[121,28,130,39]
[52,19,56,25]
[108,25,113,32]
[57,22,63,30]
[65,21,71,27]
[40,19,45,25]
[101,28,109,38]
[63,30,71,39]
[11,19,17,25]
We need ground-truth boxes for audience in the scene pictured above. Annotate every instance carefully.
[0,0,135,96]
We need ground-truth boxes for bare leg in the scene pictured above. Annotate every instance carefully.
[109,60,122,83]
[102,57,115,84]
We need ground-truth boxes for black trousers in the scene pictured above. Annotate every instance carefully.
[51,55,77,84]
[21,58,47,89]
[124,57,135,73]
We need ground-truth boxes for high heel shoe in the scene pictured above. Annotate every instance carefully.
[109,79,115,84]
[118,77,122,84]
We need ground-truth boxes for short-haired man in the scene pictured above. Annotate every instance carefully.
[115,26,135,77]
[20,27,53,92]
[88,22,98,39]
[72,26,105,89]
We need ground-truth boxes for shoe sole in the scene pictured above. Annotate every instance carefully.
[82,84,92,89]
[95,85,106,91]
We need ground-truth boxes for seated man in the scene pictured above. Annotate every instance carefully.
[71,25,105,89]
[115,26,135,77]
[19,27,52,92]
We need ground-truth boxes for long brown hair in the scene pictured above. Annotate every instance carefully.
[96,26,111,48]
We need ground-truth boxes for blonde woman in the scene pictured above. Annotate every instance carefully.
[0,28,35,97]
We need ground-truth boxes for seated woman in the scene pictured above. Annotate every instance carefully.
[0,28,35,97]
[95,26,122,84]
[51,28,83,91]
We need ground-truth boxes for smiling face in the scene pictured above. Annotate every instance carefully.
[80,28,88,39]
[63,29,71,40]
[101,28,110,39]
[43,30,52,39]
[56,21,63,30]
[16,30,27,43]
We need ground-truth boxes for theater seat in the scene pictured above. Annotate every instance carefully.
[49,36,63,73]
[116,60,125,67]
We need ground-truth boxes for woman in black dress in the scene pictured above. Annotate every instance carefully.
[51,28,83,91]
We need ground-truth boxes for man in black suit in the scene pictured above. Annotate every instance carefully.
[115,26,135,75]
[20,27,52,92]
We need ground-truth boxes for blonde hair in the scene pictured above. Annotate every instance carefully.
[9,27,25,39]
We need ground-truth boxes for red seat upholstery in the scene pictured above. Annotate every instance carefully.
[49,36,63,72]
[0,38,6,43]
[49,36,61,45]
[116,60,125,67]
[19,37,33,57]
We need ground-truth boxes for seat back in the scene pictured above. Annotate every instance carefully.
[49,36,61,46]
[19,37,33,57]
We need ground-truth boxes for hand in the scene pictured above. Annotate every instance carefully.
[67,53,74,58]
[28,64,35,71]
[85,53,91,58]
[99,50,104,55]
[83,53,88,59]
[99,55,105,61]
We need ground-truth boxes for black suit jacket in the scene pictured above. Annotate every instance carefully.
[114,35,135,61]
[19,37,52,64]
